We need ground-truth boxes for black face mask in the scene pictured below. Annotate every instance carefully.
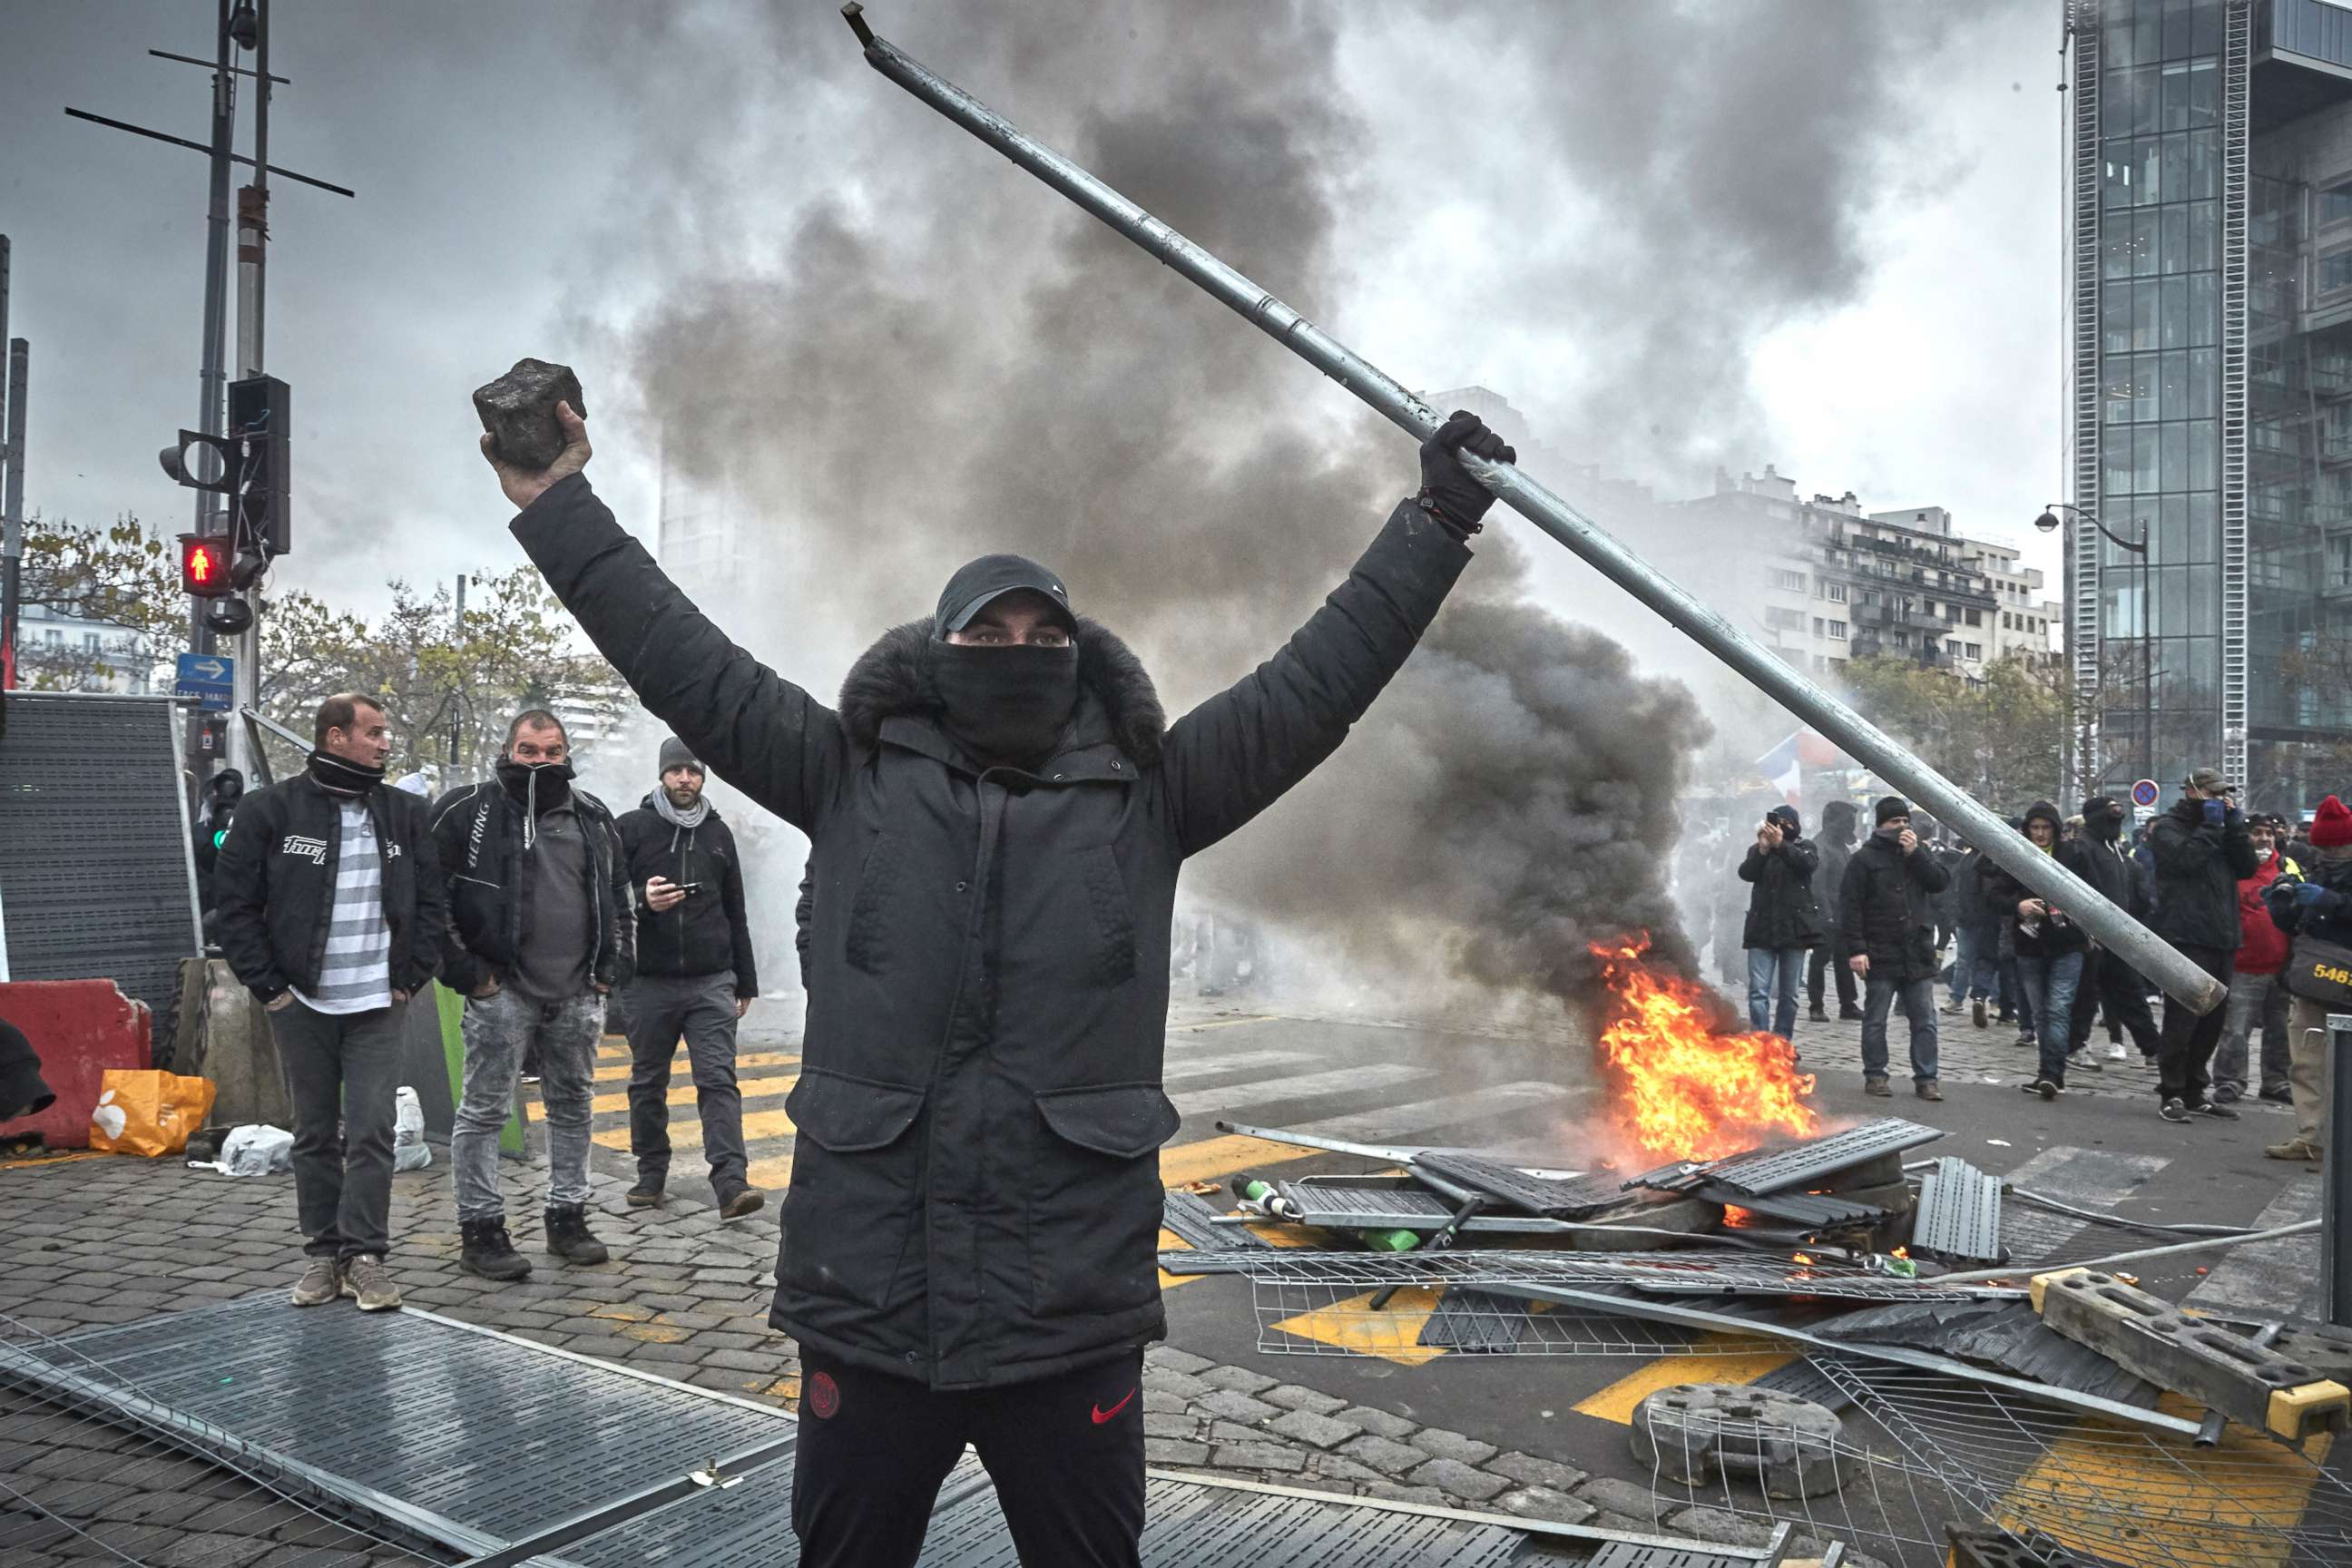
[931,642,1079,767]
[308,748,385,799]
[496,757,575,815]
[2089,812,2124,845]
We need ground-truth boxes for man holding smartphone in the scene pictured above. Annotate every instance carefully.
[617,736,763,1216]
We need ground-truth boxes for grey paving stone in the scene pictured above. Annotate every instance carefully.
[1141,1366,1211,1400]
[1142,1388,1189,1416]
[1665,1505,1781,1548]
[1146,1346,1214,1376]
[1491,1485,1598,1525]
[1196,1366,1279,1395]
[1406,1456,1509,1503]
[1408,1426,1499,1466]
[1142,1413,1201,1440]
[1193,1388,1280,1424]
[1206,1421,1268,1446]
[1210,1442,1305,1474]
[1143,1438,1209,1465]
[1337,1405,1418,1440]
[620,1339,707,1365]
[1260,1383,1349,1416]
[700,1348,788,1373]
[1265,1408,1361,1449]
[1574,1476,1669,1524]
[1305,1452,1389,1486]
[149,1530,278,1568]
[1485,1450,1590,1493]
[1362,1482,1448,1505]
[1789,1539,1891,1568]
[1336,1433,1426,1475]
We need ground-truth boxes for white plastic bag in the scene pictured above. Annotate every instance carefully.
[191,1123,294,1177]
[393,1086,432,1171]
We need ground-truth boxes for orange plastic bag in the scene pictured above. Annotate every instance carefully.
[89,1070,217,1157]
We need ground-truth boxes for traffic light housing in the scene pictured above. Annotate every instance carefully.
[179,534,232,598]
[227,375,290,558]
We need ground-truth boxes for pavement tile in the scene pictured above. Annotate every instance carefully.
[1485,1451,1590,1493]
[700,1348,789,1373]
[1264,1408,1360,1449]
[1304,1453,1387,1486]
[149,1530,279,1567]
[1573,1476,1669,1524]
[1361,1482,1448,1505]
[1206,1421,1269,1446]
[1142,1413,1201,1440]
[1336,1405,1417,1441]
[1490,1485,1598,1524]
[1335,1434,1426,1475]
[619,1340,707,1365]
[1260,1383,1349,1416]
[1406,1426,1498,1466]
[1142,1389,1189,1416]
[1193,1388,1280,1424]
[1144,1347,1213,1375]
[1144,1438,1209,1465]
[1665,1505,1781,1548]
[1194,1366,1279,1395]
[1406,1456,1509,1503]
[1141,1367,1211,1400]
[1209,1442,1305,1475]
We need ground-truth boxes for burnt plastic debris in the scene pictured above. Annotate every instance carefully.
[473,358,586,473]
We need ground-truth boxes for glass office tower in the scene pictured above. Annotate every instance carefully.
[2070,0,2352,809]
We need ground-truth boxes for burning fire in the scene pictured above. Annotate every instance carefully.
[1720,1204,1755,1229]
[1589,935,1819,1162]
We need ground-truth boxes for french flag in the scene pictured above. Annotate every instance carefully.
[1755,729,1840,809]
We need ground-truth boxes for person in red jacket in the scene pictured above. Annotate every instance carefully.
[2212,817,2292,1104]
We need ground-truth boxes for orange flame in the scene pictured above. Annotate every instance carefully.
[1721,1204,1756,1229]
[1589,934,1819,1162]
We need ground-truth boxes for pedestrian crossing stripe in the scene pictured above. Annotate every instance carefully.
[1570,1342,1797,1423]
[589,1071,800,1117]
[1268,1288,1448,1366]
[591,1050,800,1085]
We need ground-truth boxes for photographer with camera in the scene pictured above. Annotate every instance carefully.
[617,736,763,1219]
[2148,769,2259,1122]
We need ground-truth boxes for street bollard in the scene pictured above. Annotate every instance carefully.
[2328,1014,2352,1329]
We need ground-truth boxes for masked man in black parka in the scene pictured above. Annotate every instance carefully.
[483,400,1511,1568]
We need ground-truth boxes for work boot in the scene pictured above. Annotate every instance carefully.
[2159,1097,2192,1123]
[626,1179,664,1209]
[289,1256,340,1308]
[2212,1084,2242,1105]
[1864,1074,1892,1098]
[2259,1084,2295,1104]
[2021,1077,2060,1101]
[544,1203,611,1265]
[1838,1005,1866,1022]
[718,1186,765,1220]
[1972,996,1988,1030]
[338,1255,403,1313]
[2014,1031,2036,1049]
[1916,1080,1943,1102]
[2184,1097,2239,1121]
[460,1218,534,1281]
[2267,1137,2324,1162]
[1808,1004,1828,1023]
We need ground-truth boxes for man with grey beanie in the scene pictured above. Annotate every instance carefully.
[616,735,763,1216]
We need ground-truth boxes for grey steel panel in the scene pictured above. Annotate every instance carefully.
[1811,1299,2153,1406]
[1279,1181,1456,1227]
[1410,1153,1622,1219]
[1163,1188,1272,1250]
[1691,1186,1889,1233]
[1583,1544,1756,1568]
[1632,1120,1943,1198]
[1911,1157,2005,1264]
[1416,1289,1530,1354]
[50,1296,788,1543]
[0,692,201,1041]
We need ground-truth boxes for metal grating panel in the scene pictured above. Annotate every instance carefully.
[1410,1153,1623,1219]
[2220,0,2251,786]
[1279,1180,1458,1228]
[1693,1186,1889,1233]
[1164,1188,1273,1250]
[1631,1120,1943,1199]
[1911,1157,2005,1264]
[1583,1543,1757,1568]
[0,692,201,1045]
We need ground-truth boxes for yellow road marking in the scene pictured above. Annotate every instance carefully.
[1991,1394,2332,1568]
[590,1071,798,1116]
[1571,1341,1797,1424]
[746,1155,794,1191]
[1171,1014,1279,1033]
[591,1050,799,1084]
[593,1103,798,1153]
[1270,1287,1448,1366]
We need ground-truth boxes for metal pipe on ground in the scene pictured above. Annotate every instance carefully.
[1929,1218,2321,1289]
[838,3,2227,1017]
[2328,1014,2352,1328]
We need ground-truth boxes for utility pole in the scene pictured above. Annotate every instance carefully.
[186,0,238,779]
[0,233,16,691]
[2,338,24,696]
[227,0,269,784]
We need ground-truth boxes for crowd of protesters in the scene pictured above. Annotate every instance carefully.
[1719,772,2352,1157]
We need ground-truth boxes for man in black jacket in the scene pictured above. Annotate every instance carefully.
[484,401,1505,1568]
[1839,795,1949,1101]
[617,735,763,1218]
[2065,796,2162,1069]
[1807,799,1863,1022]
[429,710,632,1280]
[2148,768,2259,1122]
[1739,804,1821,1042]
[1980,801,2095,1098]
[213,694,447,1313]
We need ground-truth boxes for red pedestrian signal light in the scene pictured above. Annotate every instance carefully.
[179,534,232,598]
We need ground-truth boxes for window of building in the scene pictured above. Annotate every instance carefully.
[1826,620,1847,641]
[44,630,62,648]
[1859,588,1881,607]
[83,633,100,653]
[2332,534,2352,588]
[1771,568,1807,593]
[2322,178,2352,230]
[1894,632,1911,649]
[1965,609,1982,626]
[2321,246,2352,299]
[1826,582,1848,603]
[1946,639,1962,656]
[1965,642,1983,660]
[1766,606,1806,631]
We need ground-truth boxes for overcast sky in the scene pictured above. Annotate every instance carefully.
[2,0,2058,628]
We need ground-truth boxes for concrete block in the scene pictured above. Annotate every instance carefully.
[1632,1382,1850,1500]
[2034,1268,2351,1442]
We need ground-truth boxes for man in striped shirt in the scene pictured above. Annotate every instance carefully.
[214,694,448,1314]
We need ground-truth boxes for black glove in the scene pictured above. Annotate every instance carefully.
[1418,410,1515,532]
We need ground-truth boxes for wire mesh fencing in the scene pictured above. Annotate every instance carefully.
[0,1308,456,1568]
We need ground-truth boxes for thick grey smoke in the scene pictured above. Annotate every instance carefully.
[587,0,1954,1018]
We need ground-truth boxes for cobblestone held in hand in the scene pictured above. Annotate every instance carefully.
[473,357,585,472]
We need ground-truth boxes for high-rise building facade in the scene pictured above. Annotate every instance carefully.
[2070,0,2352,808]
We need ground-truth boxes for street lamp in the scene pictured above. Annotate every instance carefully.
[2037,503,2153,791]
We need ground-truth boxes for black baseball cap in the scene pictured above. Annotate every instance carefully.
[936,554,1074,633]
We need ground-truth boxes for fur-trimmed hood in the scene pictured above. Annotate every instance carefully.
[837,615,1165,769]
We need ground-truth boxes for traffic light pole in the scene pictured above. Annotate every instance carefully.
[226,0,268,786]
[186,0,238,786]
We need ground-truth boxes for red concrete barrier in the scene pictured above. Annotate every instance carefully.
[0,981,153,1151]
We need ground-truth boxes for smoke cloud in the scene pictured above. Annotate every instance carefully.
[581,0,1959,1023]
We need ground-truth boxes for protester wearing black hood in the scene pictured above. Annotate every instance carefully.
[213,694,447,1314]
[2064,795,2161,1070]
[430,709,632,1280]
[616,735,762,1219]
[1980,801,2095,1098]
[1839,795,1949,1100]
[1807,799,1863,1022]
[2147,768,2259,1122]
[485,400,1507,1568]
[1739,804,1821,1042]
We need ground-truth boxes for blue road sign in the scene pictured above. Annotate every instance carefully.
[174,652,234,712]
[2131,778,2161,808]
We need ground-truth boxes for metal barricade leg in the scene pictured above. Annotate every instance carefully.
[2328,1014,2352,1328]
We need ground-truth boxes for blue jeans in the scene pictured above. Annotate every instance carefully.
[1746,946,1808,1040]
[2015,950,2084,1085]
[1861,975,1939,1083]
[1950,926,1996,1006]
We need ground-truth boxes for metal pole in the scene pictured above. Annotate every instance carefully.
[2,339,24,691]
[226,2,268,786]
[448,573,466,772]
[2327,1013,2352,1328]
[839,5,2229,1015]
[0,233,11,687]
[188,0,238,783]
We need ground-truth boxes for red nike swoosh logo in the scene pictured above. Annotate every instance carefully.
[1092,1388,1136,1425]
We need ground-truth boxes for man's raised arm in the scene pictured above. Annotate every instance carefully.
[487,404,844,832]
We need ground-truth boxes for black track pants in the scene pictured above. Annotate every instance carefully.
[790,1348,1147,1567]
